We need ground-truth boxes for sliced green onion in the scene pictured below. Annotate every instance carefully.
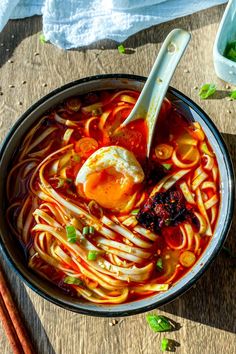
[156,258,163,271]
[131,209,140,215]
[87,250,98,261]
[73,154,81,162]
[56,178,72,188]
[118,44,125,54]
[89,226,95,234]
[57,177,65,188]
[66,225,77,243]
[161,338,170,352]
[162,163,172,170]
[64,276,82,285]
[39,33,46,44]
[83,226,89,235]
[198,84,216,99]
[230,90,236,100]
[146,314,173,332]
[200,142,214,157]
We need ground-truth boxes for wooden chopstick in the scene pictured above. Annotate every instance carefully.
[0,263,35,354]
[0,295,23,354]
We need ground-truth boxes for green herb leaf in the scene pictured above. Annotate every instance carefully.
[156,258,163,271]
[66,225,77,243]
[162,163,172,170]
[224,41,236,62]
[226,48,236,62]
[198,84,216,99]
[87,250,98,261]
[146,314,173,332]
[39,33,46,44]
[83,226,89,235]
[118,44,125,54]
[161,338,170,352]
[131,209,140,215]
[64,276,83,285]
[230,90,236,100]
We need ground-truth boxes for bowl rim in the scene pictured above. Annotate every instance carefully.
[0,73,234,317]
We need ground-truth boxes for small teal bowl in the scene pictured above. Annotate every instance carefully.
[213,0,236,84]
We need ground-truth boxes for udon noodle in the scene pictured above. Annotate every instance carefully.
[6,89,220,304]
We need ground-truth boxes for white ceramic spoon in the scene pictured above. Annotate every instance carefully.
[121,28,191,158]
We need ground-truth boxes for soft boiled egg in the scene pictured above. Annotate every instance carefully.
[75,146,144,211]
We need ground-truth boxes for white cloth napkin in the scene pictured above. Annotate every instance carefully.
[0,0,227,49]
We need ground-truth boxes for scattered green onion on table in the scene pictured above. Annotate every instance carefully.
[198,84,216,99]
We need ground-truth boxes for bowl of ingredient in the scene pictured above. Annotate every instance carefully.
[0,74,234,316]
[213,0,236,84]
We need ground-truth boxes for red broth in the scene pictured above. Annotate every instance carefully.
[6,89,220,304]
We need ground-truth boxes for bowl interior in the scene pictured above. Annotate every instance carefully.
[0,75,234,316]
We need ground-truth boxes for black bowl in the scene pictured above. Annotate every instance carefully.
[0,74,234,317]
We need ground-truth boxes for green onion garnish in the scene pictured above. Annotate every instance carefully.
[57,177,65,188]
[230,90,236,100]
[66,225,77,243]
[118,44,125,54]
[83,226,89,235]
[131,209,140,215]
[87,251,98,261]
[64,276,82,285]
[200,142,213,156]
[198,84,216,99]
[89,226,95,234]
[161,338,170,352]
[146,314,173,332]
[73,154,81,162]
[156,258,163,271]
[39,33,46,44]
[162,163,172,170]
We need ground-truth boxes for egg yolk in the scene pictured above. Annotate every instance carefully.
[82,167,134,210]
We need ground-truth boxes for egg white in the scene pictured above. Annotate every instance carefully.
[75,146,144,185]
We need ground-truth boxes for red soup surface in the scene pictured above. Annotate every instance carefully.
[6,89,220,304]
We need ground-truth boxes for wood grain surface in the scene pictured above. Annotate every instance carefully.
[0,4,236,354]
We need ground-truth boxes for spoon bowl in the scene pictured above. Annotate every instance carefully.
[122,28,191,157]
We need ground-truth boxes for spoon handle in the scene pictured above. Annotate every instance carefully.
[122,28,191,157]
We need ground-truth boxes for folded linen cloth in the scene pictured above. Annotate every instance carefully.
[0,0,227,49]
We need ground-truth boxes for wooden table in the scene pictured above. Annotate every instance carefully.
[0,4,235,354]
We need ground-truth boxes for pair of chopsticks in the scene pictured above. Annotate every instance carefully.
[0,263,35,354]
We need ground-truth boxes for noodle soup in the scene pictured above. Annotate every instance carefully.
[6,89,220,304]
